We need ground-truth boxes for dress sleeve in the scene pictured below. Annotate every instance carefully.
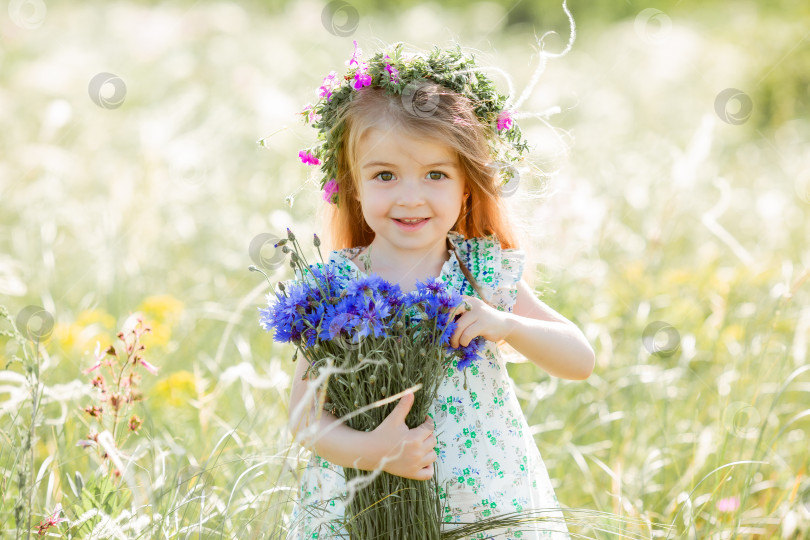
[491,246,526,313]
[453,233,526,313]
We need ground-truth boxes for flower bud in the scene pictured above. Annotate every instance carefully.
[109,394,122,410]
[286,228,296,241]
[313,234,321,247]
[369,375,376,384]
[128,415,142,432]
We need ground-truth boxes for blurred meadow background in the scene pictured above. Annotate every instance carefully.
[1,0,809,538]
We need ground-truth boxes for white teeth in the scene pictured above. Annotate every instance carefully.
[398,218,427,223]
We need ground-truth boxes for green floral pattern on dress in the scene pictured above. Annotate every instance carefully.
[287,231,571,539]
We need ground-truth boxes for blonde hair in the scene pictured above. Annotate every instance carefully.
[319,84,521,252]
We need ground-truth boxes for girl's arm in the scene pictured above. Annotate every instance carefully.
[288,357,437,480]
[504,278,596,380]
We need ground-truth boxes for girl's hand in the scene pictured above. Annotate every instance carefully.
[448,295,512,348]
[369,391,437,481]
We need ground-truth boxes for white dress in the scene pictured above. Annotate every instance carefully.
[286,231,571,539]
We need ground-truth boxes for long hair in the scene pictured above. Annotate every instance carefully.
[318,83,521,252]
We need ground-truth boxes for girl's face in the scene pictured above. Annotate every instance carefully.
[354,125,466,253]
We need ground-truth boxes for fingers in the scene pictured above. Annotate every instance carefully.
[451,322,472,349]
[449,299,479,348]
[417,415,434,436]
[385,428,437,480]
[417,464,434,481]
[427,433,437,450]
[388,391,414,425]
[449,296,472,320]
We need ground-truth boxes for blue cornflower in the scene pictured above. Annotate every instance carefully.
[321,297,361,341]
[419,292,443,320]
[367,274,401,297]
[344,274,390,305]
[456,336,485,371]
[350,290,392,340]
[259,252,482,371]
[420,277,447,296]
[438,319,457,347]
[436,286,463,314]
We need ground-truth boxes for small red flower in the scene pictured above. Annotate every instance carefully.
[139,358,158,375]
[109,394,123,411]
[128,415,142,432]
[84,405,103,418]
[36,503,67,536]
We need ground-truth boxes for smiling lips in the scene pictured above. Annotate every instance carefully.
[393,217,430,230]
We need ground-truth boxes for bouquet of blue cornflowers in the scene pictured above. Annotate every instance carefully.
[256,229,484,539]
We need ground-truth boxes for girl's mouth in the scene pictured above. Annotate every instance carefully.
[393,218,430,231]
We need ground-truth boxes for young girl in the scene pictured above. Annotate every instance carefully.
[285,41,594,539]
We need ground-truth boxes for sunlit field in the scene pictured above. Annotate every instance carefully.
[1,1,809,538]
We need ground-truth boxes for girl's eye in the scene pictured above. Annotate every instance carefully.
[372,171,449,182]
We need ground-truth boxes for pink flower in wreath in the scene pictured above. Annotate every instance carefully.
[383,54,400,84]
[318,71,340,102]
[353,68,372,89]
[298,150,320,166]
[301,104,321,123]
[496,110,513,131]
[346,40,372,90]
[347,40,362,67]
[323,178,339,204]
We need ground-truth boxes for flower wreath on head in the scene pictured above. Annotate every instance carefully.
[297,41,533,207]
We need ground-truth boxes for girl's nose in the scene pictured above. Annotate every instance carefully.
[395,177,427,205]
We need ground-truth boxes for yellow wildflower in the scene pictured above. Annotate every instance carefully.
[152,370,196,407]
[136,295,184,349]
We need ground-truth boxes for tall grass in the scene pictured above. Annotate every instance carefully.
[1,1,809,538]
